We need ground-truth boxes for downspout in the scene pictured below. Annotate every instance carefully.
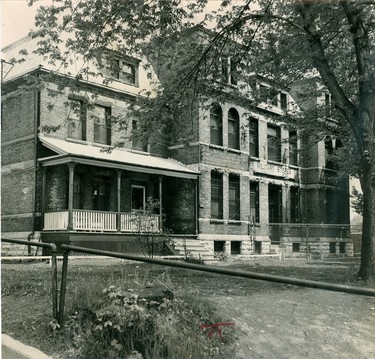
[28,70,41,254]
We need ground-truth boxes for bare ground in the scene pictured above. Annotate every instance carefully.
[1,257,375,358]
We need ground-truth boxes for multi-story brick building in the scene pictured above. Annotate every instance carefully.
[1,32,352,259]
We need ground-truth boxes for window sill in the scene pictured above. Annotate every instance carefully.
[209,144,225,151]
[92,142,114,149]
[65,138,88,145]
[228,220,242,225]
[227,148,241,154]
[210,219,225,224]
[108,77,139,88]
[289,164,300,169]
[249,156,260,161]
[267,160,283,165]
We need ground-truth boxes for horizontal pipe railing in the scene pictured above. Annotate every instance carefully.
[1,238,58,321]
[61,244,375,297]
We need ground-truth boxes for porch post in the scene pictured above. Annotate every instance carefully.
[41,166,47,230]
[117,169,122,232]
[158,176,163,231]
[194,178,199,235]
[67,163,76,231]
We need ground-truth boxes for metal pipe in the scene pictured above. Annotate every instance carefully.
[61,244,375,297]
[50,245,58,320]
[58,250,69,326]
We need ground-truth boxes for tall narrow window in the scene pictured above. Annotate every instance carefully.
[290,187,300,223]
[267,125,281,162]
[229,57,238,86]
[289,130,298,166]
[210,103,223,146]
[249,118,259,157]
[229,174,240,220]
[67,99,86,140]
[250,181,259,223]
[280,93,288,110]
[228,108,240,150]
[325,93,332,117]
[132,120,148,151]
[211,172,223,219]
[93,105,111,145]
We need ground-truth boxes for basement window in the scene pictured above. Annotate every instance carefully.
[329,242,336,254]
[254,241,262,254]
[214,241,225,252]
[231,241,241,255]
[339,242,346,254]
[292,243,300,252]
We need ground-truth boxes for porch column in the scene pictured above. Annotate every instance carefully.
[67,163,76,231]
[194,179,199,235]
[41,166,47,230]
[117,169,122,232]
[158,176,163,231]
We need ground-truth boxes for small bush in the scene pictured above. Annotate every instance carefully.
[66,285,236,359]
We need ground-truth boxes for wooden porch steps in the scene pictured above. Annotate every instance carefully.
[169,238,218,263]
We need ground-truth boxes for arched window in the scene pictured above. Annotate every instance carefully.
[210,103,223,146]
[228,108,240,150]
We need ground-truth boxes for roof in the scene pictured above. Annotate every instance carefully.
[1,36,159,97]
[38,136,199,179]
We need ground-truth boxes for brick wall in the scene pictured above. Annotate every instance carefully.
[1,89,37,233]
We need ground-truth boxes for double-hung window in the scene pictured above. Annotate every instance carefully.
[267,125,281,162]
[250,181,259,223]
[67,99,86,140]
[210,103,223,146]
[93,105,111,145]
[228,108,240,150]
[229,174,240,220]
[289,130,298,166]
[211,172,223,219]
[249,118,259,157]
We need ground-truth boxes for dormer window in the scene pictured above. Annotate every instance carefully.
[259,83,288,110]
[105,56,139,86]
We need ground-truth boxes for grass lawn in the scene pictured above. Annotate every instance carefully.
[2,256,375,358]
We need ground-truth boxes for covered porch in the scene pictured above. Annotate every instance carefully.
[39,136,199,236]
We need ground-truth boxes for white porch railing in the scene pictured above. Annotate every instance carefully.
[44,210,160,233]
[121,213,160,233]
[73,210,117,232]
[44,211,69,230]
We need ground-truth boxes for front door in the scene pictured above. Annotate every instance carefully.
[131,185,146,212]
[93,177,110,211]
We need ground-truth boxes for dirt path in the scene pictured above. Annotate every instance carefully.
[212,288,375,359]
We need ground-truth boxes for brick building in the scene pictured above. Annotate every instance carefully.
[1,33,352,259]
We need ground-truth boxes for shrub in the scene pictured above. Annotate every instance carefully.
[66,285,236,359]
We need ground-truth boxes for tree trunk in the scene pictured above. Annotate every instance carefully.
[358,162,375,279]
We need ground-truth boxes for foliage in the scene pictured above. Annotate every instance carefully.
[214,251,230,262]
[352,186,364,216]
[132,197,172,258]
[65,284,236,359]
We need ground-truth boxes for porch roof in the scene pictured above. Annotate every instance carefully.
[39,136,199,179]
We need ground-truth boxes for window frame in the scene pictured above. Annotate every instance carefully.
[67,98,87,141]
[211,171,223,219]
[267,124,281,162]
[249,118,259,158]
[289,130,298,166]
[250,181,260,223]
[210,103,223,146]
[93,105,111,145]
[105,55,140,86]
[228,108,240,150]
[229,174,240,221]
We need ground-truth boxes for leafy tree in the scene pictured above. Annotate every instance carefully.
[352,186,364,216]
[26,0,375,278]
